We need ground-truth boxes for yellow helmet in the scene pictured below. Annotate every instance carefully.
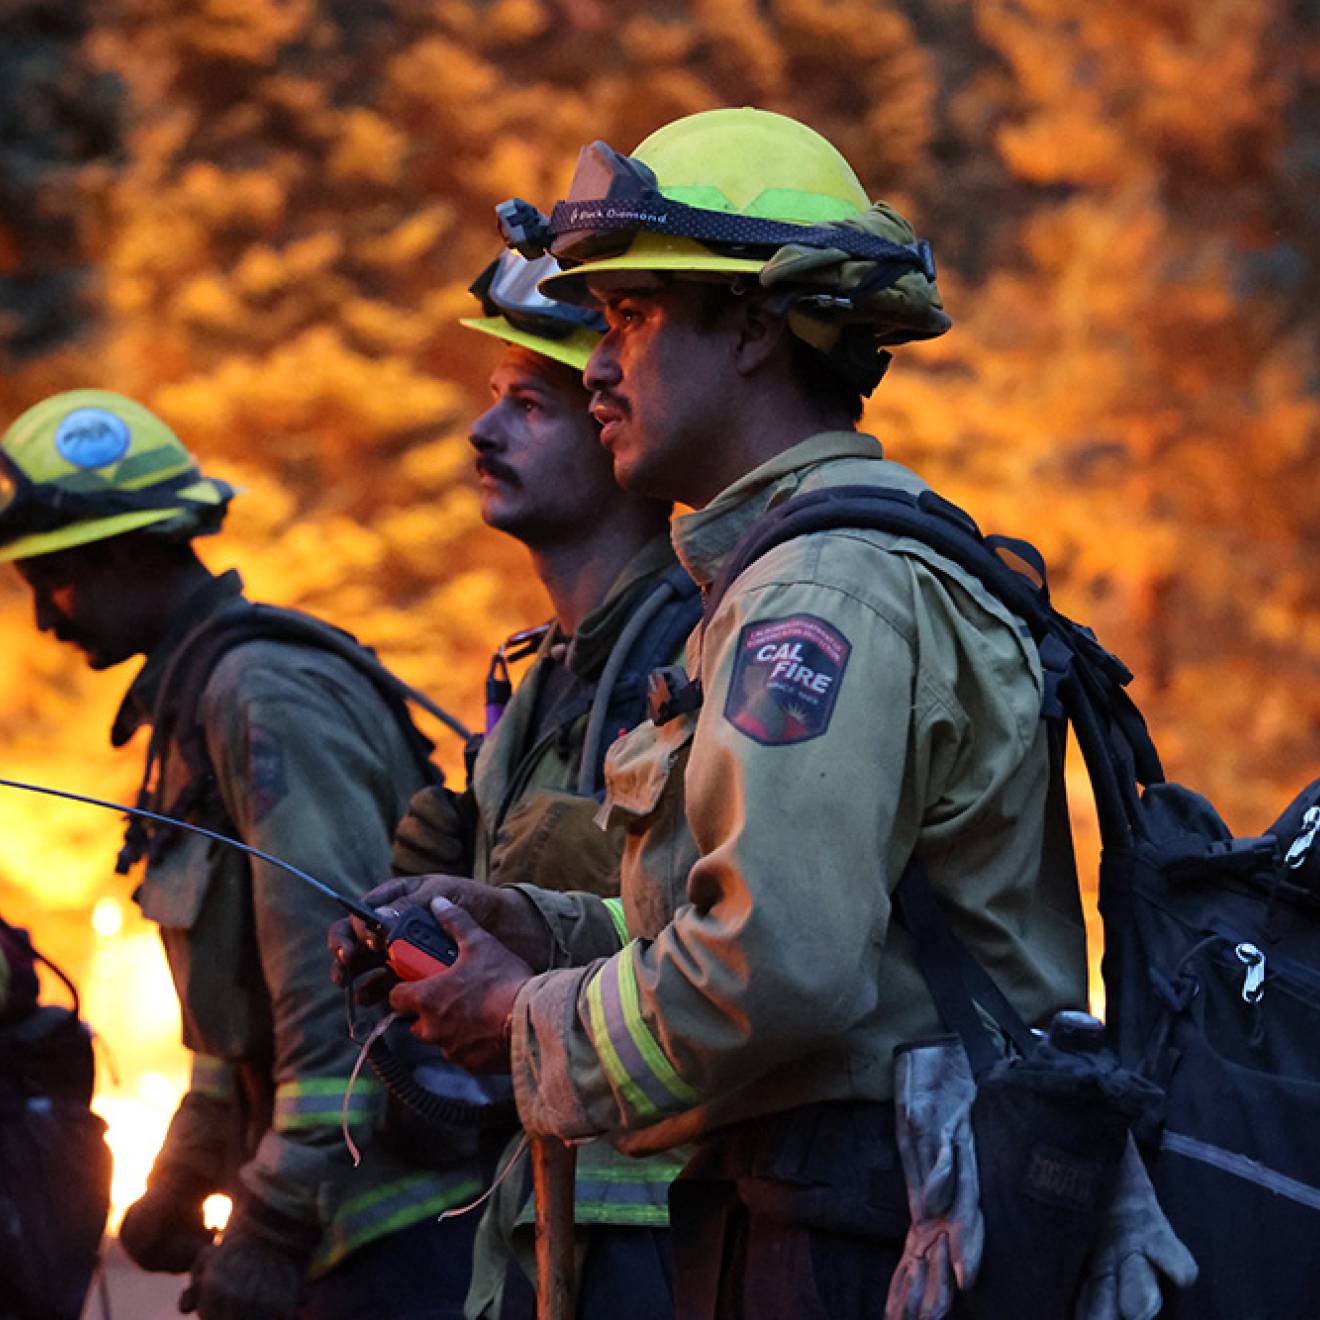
[512,108,929,300]
[541,107,874,297]
[0,390,235,564]
[460,251,603,371]
[493,107,949,392]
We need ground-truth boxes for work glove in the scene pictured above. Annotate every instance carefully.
[178,1194,318,1320]
[489,788,622,897]
[120,1092,229,1274]
[887,1038,984,1320]
[1074,1137,1198,1320]
[390,783,477,878]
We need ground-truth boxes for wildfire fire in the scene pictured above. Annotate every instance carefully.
[0,0,1316,1292]
[82,907,189,1232]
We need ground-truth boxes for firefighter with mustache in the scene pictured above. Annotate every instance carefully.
[336,109,1195,1320]
[0,391,482,1319]
[336,250,701,1317]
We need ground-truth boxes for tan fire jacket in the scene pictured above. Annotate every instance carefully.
[119,572,480,1274]
[509,432,1088,1155]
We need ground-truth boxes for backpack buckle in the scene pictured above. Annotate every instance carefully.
[646,666,703,726]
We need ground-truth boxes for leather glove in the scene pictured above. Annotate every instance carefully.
[886,1038,984,1320]
[120,1092,229,1273]
[390,784,477,878]
[120,1177,215,1275]
[489,788,622,897]
[178,1196,318,1320]
[1074,1137,1198,1320]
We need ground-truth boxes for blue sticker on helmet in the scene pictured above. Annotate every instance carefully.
[54,408,131,469]
[724,613,851,745]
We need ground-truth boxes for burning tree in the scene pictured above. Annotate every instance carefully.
[0,0,1316,1224]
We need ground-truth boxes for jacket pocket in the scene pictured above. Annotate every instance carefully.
[596,714,696,827]
[133,832,222,930]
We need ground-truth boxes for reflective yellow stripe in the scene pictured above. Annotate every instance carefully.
[273,1076,383,1131]
[585,949,699,1123]
[574,1202,670,1226]
[312,1172,483,1276]
[189,1053,234,1099]
[586,959,658,1118]
[603,897,629,946]
[615,952,699,1105]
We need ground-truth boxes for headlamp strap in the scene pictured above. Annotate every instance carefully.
[548,195,937,282]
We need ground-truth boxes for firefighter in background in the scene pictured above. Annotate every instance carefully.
[348,250,701,1317]
[0,390,480,1319]
[0,914,111,1320]
[333,108,1112,1318]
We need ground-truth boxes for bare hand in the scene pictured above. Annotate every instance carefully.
[362,874,554,969]
[388,898,534,1072]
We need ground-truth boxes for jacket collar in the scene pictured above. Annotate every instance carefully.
[563,530,680,680]
[110,569,247,746]
[671,431,886,587]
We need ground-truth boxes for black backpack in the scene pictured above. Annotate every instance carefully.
[116,601,466,871]
[0,921,112,1320]
[699,482,1320,1319]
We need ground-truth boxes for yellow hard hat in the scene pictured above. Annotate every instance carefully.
[0,389,235,564]
[533,108,898,300]
[461,251,603,371]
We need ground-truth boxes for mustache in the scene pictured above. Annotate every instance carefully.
[473,454,520,485]
[589,391,629,417]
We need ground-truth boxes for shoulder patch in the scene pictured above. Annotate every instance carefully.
[723,614,851,745]
[246,723,287,823]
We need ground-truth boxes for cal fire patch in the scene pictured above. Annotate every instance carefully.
[724,614,851,745]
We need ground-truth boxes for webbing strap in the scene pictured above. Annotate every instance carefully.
[892,859,1036,1075]
[700,483,1162,853]
[550,196,936,278]
[119,602,455,871]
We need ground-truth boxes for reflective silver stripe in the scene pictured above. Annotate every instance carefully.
[1161,1129,1320,1212]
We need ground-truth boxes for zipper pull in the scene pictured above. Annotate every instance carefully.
[1286,805,1320,869]
[1235,942,1266,1003]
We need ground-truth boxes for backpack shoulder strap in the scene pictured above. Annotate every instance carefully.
[117,604,465,871]
[577,566,704,796]
[700,482,1163,854]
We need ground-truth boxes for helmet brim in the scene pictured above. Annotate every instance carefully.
[538,237,766,306]
[459,316,599,371]
[0,476,232,564]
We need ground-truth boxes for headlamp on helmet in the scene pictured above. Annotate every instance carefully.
[498,139,936,285]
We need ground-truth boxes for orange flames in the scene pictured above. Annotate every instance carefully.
[1,0,1318,1243]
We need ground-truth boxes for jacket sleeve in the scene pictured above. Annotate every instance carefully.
[510,564,971,1139]
[202,646,417,1222]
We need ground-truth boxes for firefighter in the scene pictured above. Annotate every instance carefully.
[342,250,700,1317]
[333,108,1091,1317]
[0,390,480,1318]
